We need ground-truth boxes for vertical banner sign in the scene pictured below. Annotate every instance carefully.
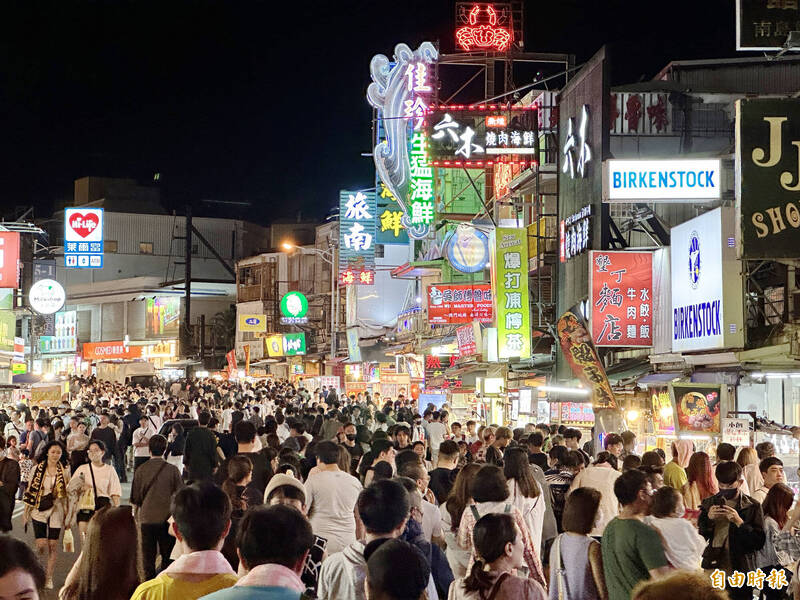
[589,251,652,347]
[377,182,409,244]
[243,344,250,377]
[405,58,435,227]
[0,232,20,288]
[456,323,480,357]
[346,328,362,362]
[737,98,800,258]
[492,227,531,360]
[226,349,237,379]
[339,190,377,285]
[64,207,103,268]
[556,305,616,408]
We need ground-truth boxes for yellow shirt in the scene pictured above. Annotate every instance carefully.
[663,460,688,490]
[129,573,238,600]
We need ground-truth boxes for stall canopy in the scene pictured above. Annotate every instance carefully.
[637,373,682,385]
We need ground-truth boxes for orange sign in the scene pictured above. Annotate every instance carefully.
[0,232,20,289]
[83,341,143,360]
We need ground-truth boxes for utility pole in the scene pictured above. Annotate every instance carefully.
[183,206,193,356]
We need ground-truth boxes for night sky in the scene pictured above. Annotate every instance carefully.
[0,0,741,225]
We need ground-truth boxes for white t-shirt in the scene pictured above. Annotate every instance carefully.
[133,424,156,457]
[305,470,363,555]
[421,499,443,542]
[426,422,447,451]
[74,463,122,499]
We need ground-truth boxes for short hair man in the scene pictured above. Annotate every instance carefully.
[751,456,785,503]
[563,428,590,466]
[317,480,410,600]
[698,461,766,600]
[603,433,623,457]
[130,482,236,600]
[601,470,670,599]
[427,440,459,505]
[202,505,315,600]
[396,460,443,544]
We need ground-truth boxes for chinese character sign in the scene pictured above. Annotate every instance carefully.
[426,107,538,166]
[493,228,530,360]
[64,207,104,269]
[556,305,616,409]
[408,133,435,225]
[376,181,409,244]
[427,283,493,325]
[589,251,652,347]
[736,0,800,50]
[339,190,376,285]
[560,206,592,262]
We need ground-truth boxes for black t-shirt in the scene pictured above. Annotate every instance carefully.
[90,427,117,460]
[429,467,459,505]
[528,451,549,471]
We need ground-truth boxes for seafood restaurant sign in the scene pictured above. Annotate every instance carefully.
[737,98,800,258]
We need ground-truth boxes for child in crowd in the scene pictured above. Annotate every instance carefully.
[645,486,705,570]
[17,449,33,500]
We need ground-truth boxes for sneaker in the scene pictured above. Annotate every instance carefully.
[45,578,54,589]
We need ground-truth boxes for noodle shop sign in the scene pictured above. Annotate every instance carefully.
[722,417,751,447]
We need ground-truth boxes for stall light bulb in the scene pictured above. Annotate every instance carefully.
[660,406,672,419]
[626,409,640,422]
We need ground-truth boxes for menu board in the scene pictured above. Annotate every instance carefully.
[551,402,595,426]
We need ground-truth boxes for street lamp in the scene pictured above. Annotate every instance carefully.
[281,241,338,360]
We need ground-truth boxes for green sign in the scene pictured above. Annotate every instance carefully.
[0,310,15,352]
[280,292,309,324]
[283,332,306,356]
[492,228,531,360]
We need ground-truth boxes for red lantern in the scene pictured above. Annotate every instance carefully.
[410,383,421,400]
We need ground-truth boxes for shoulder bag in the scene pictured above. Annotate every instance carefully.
[89,463,111,511]
[133,460,169,507]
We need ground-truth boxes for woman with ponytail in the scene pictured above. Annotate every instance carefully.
[449,512,546,600]
[220,455,259,570]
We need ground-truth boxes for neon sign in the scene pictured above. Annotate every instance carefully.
[338,190,377,286]
[367,42,439,240]
[455,3,513,52]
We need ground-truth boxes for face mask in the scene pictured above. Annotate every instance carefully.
[674,506,686,518]
[719,488,738,499]
[346,434,357,441]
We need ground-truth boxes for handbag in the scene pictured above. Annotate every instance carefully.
[701,544,725,569]
[553,534,570,600]
[37,493,54,512]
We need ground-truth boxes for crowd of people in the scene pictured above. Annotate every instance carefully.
[0,376,796,599]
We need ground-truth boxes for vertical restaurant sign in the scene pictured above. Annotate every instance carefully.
[427,283,493,325]
[560,206,592,262]
[456,323,480,357]
[0,232,20,289]
[377,182,409,244]
[406,57,435,227]
[556,305,616,408]
[589,251,652,347]
[736,0,800,50]
[736,98,800,258]
[346,327,362,362]
[672,383,721,434]
[493,227,530,359]
[244,344,250,377]
[64,207,103,268]
[226,349,237,378]
[339,190,377,285]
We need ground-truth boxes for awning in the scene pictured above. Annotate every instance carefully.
[391,260,445,279]
[637,372,682,385]
[606,359,651,386]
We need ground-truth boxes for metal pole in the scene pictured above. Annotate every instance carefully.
[330,243,336,361]
[184,206,192,356]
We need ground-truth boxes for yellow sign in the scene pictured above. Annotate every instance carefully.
[265,335,284,357]
[239,314,267,333]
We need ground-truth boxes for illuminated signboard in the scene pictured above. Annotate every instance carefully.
[376,182,409,245]
[280,292,309,324]
[367,41,438,240]
[455,3,513,52]
[562,105,592,179]
[146,296,180,337]
[445,224,490,273]
[603,159,721,202]
[264,333,307,357]
[589,251,653,347]
[0,233,20,289]
[40,310,77,354]
[338,190,376,286]
[560,206,592,262]
[492,227,531,360]
[426,106,538,167]
[238,314,267,333]
[427,283,493,325]
[64,207,103,268]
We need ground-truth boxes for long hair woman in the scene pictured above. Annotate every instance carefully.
[442,463,482,578]
[682,451,718,510]
[220,455,256,570]
[450,513,547,600]
[457,465,546,589]
[22,440,70,589]
[504,447,545,554]
[761,483,799,573]
[59,506,142,600]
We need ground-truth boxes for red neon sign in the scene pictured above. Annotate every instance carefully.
[455,4,513,52]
